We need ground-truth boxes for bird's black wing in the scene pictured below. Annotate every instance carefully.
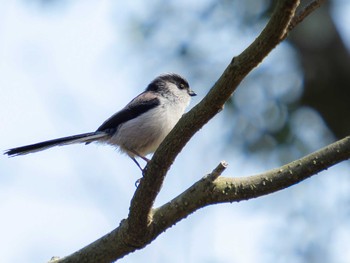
[96,93,160,133]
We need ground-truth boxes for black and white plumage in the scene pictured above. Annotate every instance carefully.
[4,73,196,169]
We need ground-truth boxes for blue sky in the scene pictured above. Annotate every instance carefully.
[1,1,350,262]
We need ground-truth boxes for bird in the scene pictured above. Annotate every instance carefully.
[4,73,196,170]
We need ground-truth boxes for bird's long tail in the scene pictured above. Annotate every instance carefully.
[4,132,108,157]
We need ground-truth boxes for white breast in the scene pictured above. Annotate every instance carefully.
[107,95,190,157]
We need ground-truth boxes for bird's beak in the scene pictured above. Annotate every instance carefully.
[188,89,197,97]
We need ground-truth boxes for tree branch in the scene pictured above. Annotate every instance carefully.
[51,134,350,263]
[286,0,326,37]
[150,135,350,236]
[49,0,332,262]
[127,0,300,239]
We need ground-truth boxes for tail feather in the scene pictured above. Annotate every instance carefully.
[4,132,108,157]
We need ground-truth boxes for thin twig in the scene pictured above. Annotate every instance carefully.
[204,161,228,181]
[284,0,326,38]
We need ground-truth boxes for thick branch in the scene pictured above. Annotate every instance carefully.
[150,136,350,236]
[51,134,350,263]
[127,0,300,238]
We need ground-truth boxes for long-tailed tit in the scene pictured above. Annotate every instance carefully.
[4,73,196,170]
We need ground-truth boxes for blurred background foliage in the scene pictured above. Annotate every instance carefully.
[28,0,349,161]
[15,0,350,262]
[124,0,349,165]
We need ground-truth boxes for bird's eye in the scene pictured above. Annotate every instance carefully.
[179,84,185,89]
